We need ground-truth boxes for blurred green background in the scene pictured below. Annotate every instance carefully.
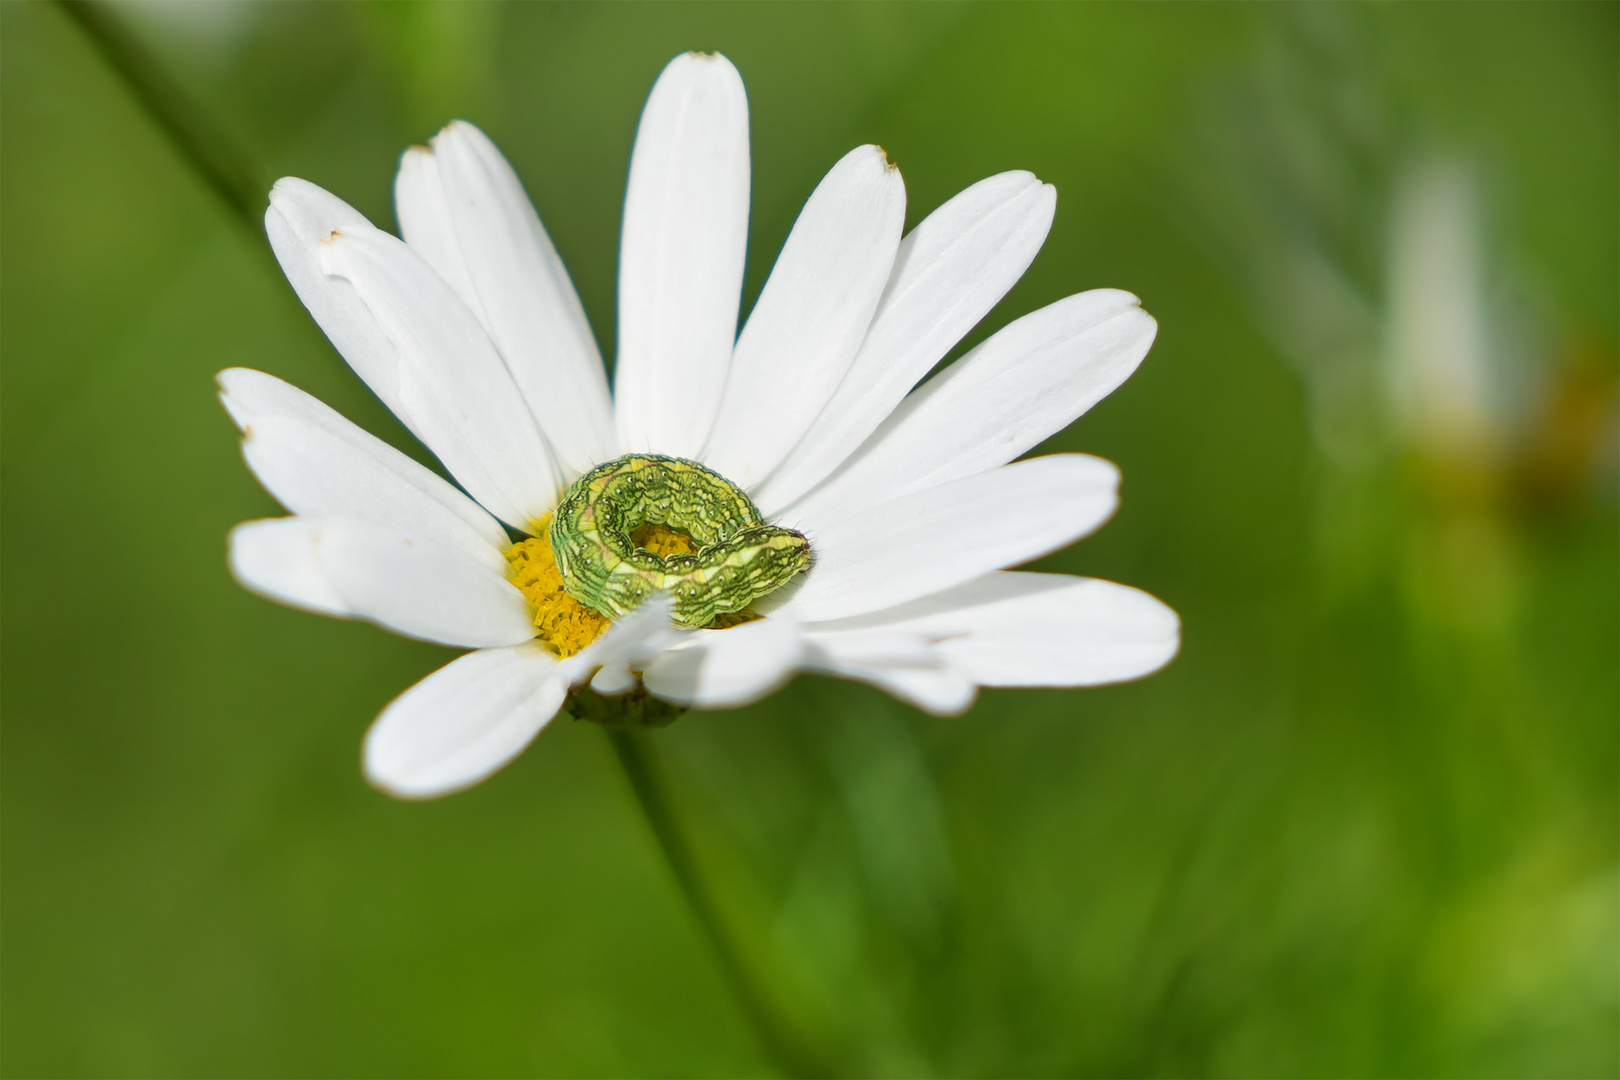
[3,2,1615,1076]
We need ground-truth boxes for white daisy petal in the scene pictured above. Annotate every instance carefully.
[363,642,565,799]
[945,577,1179,686]
[800,631,978,715]
[315,225,558,523]
[641,614,804,708]
[752,171,1057,514]
[392,146,476,299]
[834,663,977,715]
[557,597,687,696]
[266,178,557,528]
[231,516,533,648]
[801,628,940,667]
[787,289,1156,522]
[702,144,907,487]
[798,566,1061,633]
[614,52,751,458]
[780,454,1119,623]
[314,518,534,648]
[219,368,508,571]
[395,122,615,479]
[229,518,352,617]
[806,570,1180,686]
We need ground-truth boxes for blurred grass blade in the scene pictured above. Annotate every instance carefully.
[56,0,264,229]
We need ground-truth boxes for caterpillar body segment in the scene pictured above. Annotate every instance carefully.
[549,454,812,629]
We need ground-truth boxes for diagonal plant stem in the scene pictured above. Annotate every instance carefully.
[57,0,264,230]
[607,729,832,1079]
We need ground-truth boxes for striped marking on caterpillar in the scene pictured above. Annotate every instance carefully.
[549,454,812,630]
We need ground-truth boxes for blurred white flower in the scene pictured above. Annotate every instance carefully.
[1386,159,1499,463]
[222,52,1178,799]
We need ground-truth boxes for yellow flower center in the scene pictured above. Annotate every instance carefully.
[507,514,699,657]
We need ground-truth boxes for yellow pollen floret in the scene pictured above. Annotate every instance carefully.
[507,515,711,657]
[630,522,697,558]
[507,514,609,658]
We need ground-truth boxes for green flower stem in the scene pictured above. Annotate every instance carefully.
[606,729,830,1078]
[57,0,264,230]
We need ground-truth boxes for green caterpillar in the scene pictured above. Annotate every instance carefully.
[549,454,812,630]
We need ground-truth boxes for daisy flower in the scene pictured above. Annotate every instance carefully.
[223,52,1179,800]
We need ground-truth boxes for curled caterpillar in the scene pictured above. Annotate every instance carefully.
[549,454,812,630]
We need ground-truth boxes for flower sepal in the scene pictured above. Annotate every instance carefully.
[564,687,685,729]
